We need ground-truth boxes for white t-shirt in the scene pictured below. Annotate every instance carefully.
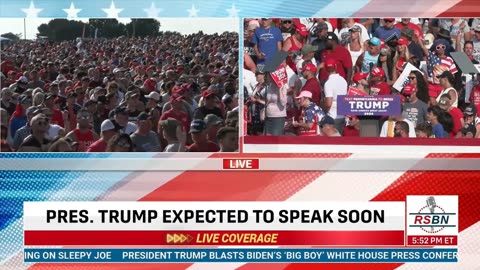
[120,122,138,135]
[285,65,298,88]
[380,119,417,137]
[243,69,257,97]
[47,124,62,139]
[324,74,348,119]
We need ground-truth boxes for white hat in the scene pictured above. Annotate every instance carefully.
[144,91,160,101]
[17,76,28,83]
[101,119,117,132]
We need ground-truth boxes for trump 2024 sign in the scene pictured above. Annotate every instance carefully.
[337,95,401,116]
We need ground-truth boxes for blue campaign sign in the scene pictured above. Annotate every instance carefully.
[337,95,402,116]
[23,248,458,263]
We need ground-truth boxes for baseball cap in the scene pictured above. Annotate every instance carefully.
[319,115,335,127]
[438,97,450,110]
[369,37,381,46]
[401,27,414,39]
[20,95,32,104]
[300,63,316,72]
[114,106,128,115]
[316,22,328,31]
[326,32,339,42]
[84,99,96,107]
[295,91,313,99]
[349,25,362,33]
[384,18,395,21]
[137,112,152,121]
[437,71,454,81]
[145,91,160,101]
[26,106,38,115]
[353,72,368,83]
[101,119,119,132]
[125,91,139,100]
[324,58,337,69]
[371,67,385,77]
[204,114,224,126]
[295,23,309,36]
[17,76,28,84]
[402,84,416,95]
[189,119,207,133]
[301,44,318,55]
[463,104,477,116]
[397,38,409,46]
[202,89,216,98]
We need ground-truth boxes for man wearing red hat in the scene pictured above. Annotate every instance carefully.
[369,67,391,95]
[299,63,321,105]
[283,23,307,73]
[402,84,428,126]
[323,58,348,133]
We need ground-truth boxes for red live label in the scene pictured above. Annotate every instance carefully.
[223,159,259,170]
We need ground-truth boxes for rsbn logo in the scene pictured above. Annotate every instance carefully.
[408,196,457,233]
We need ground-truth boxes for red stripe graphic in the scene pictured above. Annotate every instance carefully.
[24,230,404,246]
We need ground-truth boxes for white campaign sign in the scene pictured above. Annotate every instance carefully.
[393,63,421,91]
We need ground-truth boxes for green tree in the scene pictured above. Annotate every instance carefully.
[37,19,85,41]
[126,19,161,38]
[89,19,126,38]
[1,32,22,40]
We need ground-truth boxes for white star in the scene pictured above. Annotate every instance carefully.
[102,1,123,18]
[63,2,81,19]
[21,1,42,18]
[143,2,162,18]
[226,4,240,18]
[187,4,199,17]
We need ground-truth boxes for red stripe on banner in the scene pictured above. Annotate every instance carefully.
[24,230,404,246]
[283,263,399,270]
[243,136,480,146]
[29,264,189,270]
[138,154,349,201]
[437,0,480,17]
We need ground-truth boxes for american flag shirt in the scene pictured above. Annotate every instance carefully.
[297,102,325,136]
[427,51,458,79]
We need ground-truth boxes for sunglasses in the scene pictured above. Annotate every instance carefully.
[408,76,416,80]
[117,142,131,148]
[384,20,394,23]
[37,120,48,126]
[78,115,91,120]
[283,20,292,24]
[436,45,446,50]
[403,94,411,98]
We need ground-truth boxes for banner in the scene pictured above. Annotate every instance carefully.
[393,63,421,91]
[347,86,367,96]
[337,95,401,116]
[270,63,288,88]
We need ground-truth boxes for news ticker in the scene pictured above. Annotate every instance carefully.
[3,157,480,171]
[24,196,458,248]
[23,248,458,263]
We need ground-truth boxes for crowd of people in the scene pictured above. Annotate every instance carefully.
[244,18,480,139]
[1,30,239,152]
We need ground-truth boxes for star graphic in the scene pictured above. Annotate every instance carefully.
[21,1,43,18]
[102,1,123,18]
[143,2,162,18]
[226,4,240,17]
[63,2,81,19]
[187,4,199,17]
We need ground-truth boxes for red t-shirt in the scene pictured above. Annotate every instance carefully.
[73,129,95,152]
[449,107,464,137]
[50,109,65,128]
[370,81,391,95]
[160,109,190,134]
[87,139,107,152]
[343,126,360,136]
[469,86,480,107]
[394,22,423,38]
[302,77,322,105]
[319,46,353,82]
[187,141,220,152]
[428,83,443,99]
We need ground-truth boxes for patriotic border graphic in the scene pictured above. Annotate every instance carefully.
[2,0,480,270]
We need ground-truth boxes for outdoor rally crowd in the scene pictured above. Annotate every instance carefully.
[244,18,480,138]
[1,31,239,152]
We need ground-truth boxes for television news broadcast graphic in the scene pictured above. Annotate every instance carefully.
[3,1,480,270]
[23,201,458,263]
[406,196,459,246]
